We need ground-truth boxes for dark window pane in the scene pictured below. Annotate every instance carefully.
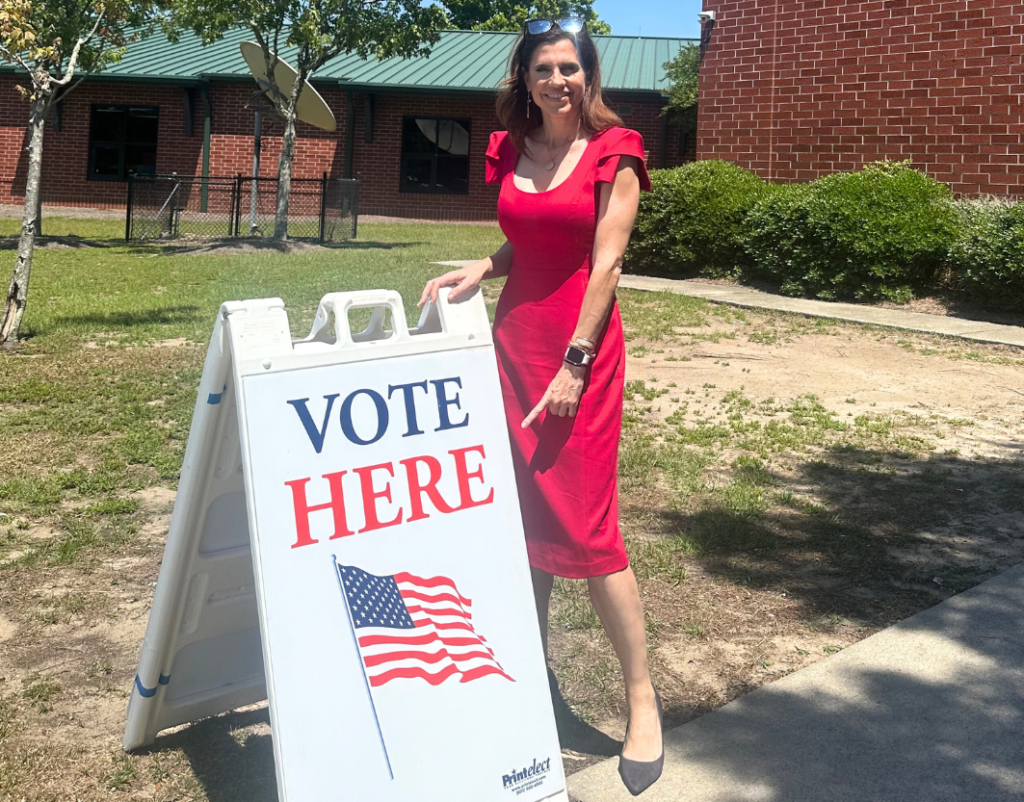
[91,146,121,177]
[126,109,159,143]
[435,120,470,156]
[89,105,159,180]
[400,116,470,194]
[92,107,126,141]
[435,156,469,194]
[125,145,157,176]
[403,118,436,154]
[402,157,433,191]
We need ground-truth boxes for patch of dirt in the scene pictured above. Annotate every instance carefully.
[0,613,16,643]
[37,238,104,250]
[158,237,328,256]
[0,491,179,798]
[360,214,499,226]
[0,235,111,250]
[636,329,1024,460]
[874,294,1024,328]
[549,315,1024,774]
[137,485,176,513]
[0,204,123,219]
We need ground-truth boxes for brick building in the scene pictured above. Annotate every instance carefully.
[698,1,1024,196]
[0,29,695,220]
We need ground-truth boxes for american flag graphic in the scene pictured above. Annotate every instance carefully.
[336,564,515,687]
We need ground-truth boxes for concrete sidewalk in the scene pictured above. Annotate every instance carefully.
[432,264,1023,348]
[618,276,1024,349]
[568,562,1024,802]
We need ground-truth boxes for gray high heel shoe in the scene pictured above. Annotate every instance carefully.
[617,690,664,796]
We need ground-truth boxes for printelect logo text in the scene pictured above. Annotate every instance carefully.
[503,757,552,792]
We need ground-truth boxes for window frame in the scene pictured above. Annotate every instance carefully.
[399,116,472,196]
[87,104,160,182]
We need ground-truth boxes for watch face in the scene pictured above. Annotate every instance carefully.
[565,346,587,365]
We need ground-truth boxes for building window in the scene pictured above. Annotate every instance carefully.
[89,105,159,181]
[400,117,471,194]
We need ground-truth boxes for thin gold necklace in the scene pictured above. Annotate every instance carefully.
[542,136,575,171]
[537,122,582,171]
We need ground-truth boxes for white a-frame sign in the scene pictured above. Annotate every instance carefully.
[125,289,567,802]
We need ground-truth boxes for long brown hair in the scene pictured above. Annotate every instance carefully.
[495,25,622,154]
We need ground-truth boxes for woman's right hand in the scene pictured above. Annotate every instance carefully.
[418,259,490,307]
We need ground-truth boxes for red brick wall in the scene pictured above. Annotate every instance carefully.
[698,0,1024,197]
[0,79,204,208]
[1,74,685,218]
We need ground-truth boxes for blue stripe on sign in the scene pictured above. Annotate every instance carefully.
[135,674,171,698]
[207,384,227,404]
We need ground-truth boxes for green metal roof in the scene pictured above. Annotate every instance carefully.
[1,28,692,94]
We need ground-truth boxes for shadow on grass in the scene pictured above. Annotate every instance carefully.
[320,239,421,251]
[142,677,611,802]
[52,305,202,329]
[644,564,1024,801]
[136,667,615,802]
[0,235,122,249]
[129,238,421,255]
[143,706,277,802]
[548,668,622,758]
[656,448,1024,630]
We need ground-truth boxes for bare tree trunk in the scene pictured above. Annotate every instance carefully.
[273,76,305,241]
[1,94,48,348]
[273,112,295,240]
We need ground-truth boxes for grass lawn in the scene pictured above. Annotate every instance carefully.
[1,221,1023,799]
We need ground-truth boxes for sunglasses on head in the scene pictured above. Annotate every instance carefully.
[525,17,585,35]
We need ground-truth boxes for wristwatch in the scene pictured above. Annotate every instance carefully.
[564,345,593,367]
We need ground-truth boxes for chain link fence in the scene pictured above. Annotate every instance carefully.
[126,174,359,243]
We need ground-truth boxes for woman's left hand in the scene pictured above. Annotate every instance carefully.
[522,363,587,428]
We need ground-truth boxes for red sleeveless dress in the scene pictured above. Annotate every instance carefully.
[485,126,652,579]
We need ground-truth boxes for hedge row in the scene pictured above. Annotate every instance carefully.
[625,160,1024,306]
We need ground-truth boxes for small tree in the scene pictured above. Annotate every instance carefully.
[662,41,699,136]
[175,1,447,240]
[0,0,164,347]
[443,0,611,34]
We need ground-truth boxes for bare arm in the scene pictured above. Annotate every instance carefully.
[418,240,514,307]
[573,156,641,343]
[521,157,641,427]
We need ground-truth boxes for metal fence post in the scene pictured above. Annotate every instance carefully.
[227,175,236,238]
[232,173,243,237]
[125,176,133,242]
[353,178,359,240]
[319,171,328,243]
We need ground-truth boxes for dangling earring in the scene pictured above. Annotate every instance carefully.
[526,92,530,118]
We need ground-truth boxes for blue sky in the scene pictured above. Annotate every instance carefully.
[598,0,704,39]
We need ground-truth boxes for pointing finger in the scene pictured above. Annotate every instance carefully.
[521,393,549,429]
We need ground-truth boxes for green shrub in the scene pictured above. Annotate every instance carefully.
[744,161,959,302]
[626,160,767,277]
[740,182,812,285]
[949,199,1024,306]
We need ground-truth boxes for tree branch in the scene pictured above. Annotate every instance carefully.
[250,25,268,51]
[52,8,105,87]
[0,44,36,79]
[53,74,87,104]
[250,25,286,115]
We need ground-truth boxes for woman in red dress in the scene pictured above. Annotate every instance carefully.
[420,19,662,795]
